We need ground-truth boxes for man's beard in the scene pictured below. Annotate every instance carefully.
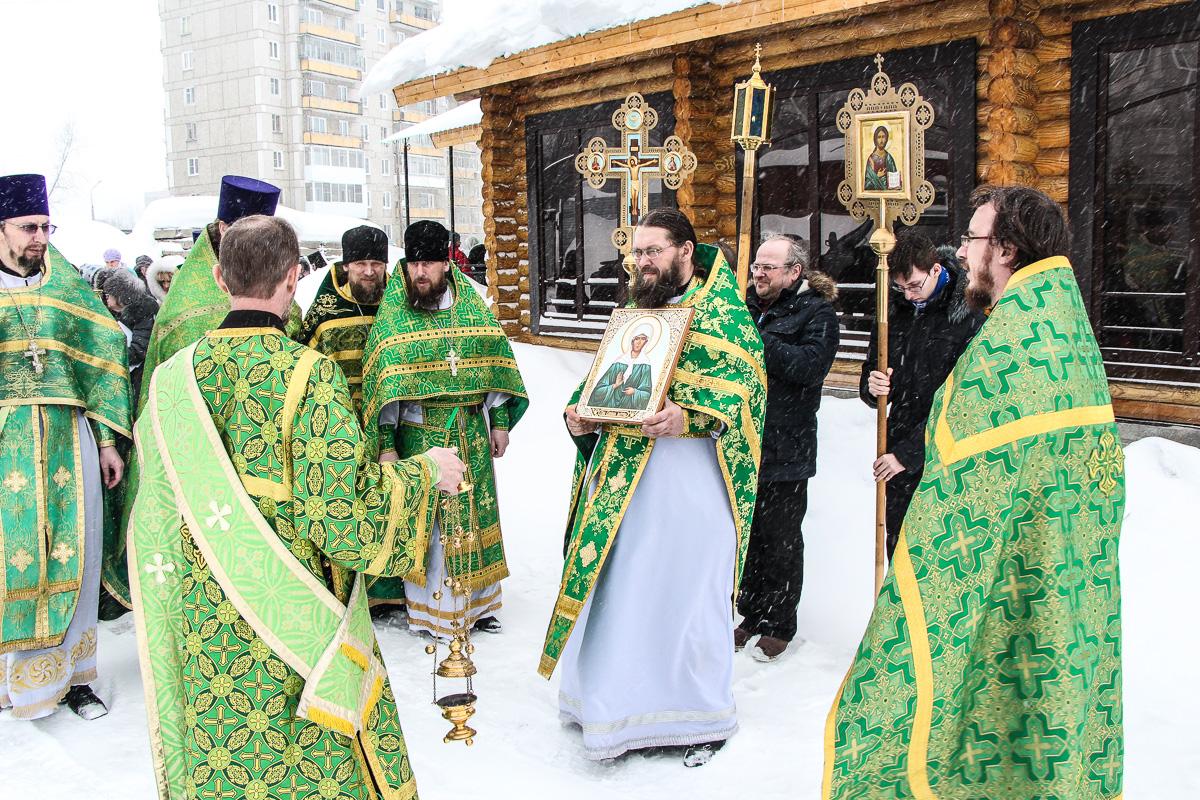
[630,253,685,309]
[5,243,45,273]
[349,275,384,305]
[407,269,449,310]
[964,262,995,312]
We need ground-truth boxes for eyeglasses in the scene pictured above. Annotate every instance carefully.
[959,234,989,247]
[891,270,933,294]
[2,222,56,236]
[750,261,798,274]
[631,244,676,260]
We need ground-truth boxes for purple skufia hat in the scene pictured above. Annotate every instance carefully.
[217,175,280,223]
[0,173,49,220]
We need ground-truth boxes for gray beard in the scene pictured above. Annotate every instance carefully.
[349,279,383,305]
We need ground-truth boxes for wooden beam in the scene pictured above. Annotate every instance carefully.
[431,124,482,148]
[388,0,911,105]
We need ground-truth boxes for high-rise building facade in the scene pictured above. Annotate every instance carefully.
[160,0,483,246]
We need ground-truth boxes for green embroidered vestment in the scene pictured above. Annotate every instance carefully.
[538,245,766,678]
[823,257,1125,800]
[128,328,439,800]
[0,244,131,652]
[362,267,528,594]
[297,266,381,417]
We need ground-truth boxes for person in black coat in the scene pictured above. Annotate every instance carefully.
[860,232,984,560]
[736,234,839,663]
[99,267,160,399]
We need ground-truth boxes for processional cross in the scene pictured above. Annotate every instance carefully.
[576,93,698,276]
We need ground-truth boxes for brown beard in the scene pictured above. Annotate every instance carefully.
[348,273,384,305]
[965,264,995,312]
[630,253,685,309]
[406,269,449,310]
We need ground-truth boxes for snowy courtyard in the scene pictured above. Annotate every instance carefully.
[2,342,1197,799]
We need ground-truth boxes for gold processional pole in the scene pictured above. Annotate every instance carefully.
[835,54,936,596]
[731,44,775,298]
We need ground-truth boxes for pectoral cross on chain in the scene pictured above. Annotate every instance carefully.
[445,347,460,377]
[24,339,45,375]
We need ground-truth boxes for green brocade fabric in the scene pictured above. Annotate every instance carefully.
[538,245,766,679]
[823,257,1125,800]
[128,330,436,800]
[0,244,131,652]
[362,267,528,593]
[297,266,380,416]
[106,228,301,606]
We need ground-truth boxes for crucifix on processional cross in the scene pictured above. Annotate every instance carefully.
[575,93,698,276]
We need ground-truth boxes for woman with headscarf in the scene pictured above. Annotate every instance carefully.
[145,255,182,302]
[587,323,655,410]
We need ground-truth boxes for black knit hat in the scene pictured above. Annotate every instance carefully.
[404,220,449,263]
[340,225,389,265]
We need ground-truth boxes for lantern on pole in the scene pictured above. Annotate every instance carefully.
[731,44,775,297]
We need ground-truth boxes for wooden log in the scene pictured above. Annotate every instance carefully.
[988,47,1041,79]
[1036,60,1070,93]
[989,0,1041,19]
[493,219,518,238]
[1037,90,1070,120]
[986,160,1039,185]
[977,75,992,100]
[988,132,1040,163]
[1038,0,1184,37]
[987,105,1039,135]
[717,217,738,240]
[1034,119,1069,150]
[988,74,1038,108]
[1034,36,1071,63]
[990,18,1041,50]
[1035,146,1069,177]
[1037,175,1069,203]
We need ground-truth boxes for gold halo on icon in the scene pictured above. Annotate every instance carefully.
[620,314,664,355]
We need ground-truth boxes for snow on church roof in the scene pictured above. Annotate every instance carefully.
[384,99,482,142]
[363,0,735,94]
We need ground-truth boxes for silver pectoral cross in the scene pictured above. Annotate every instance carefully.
[24,339,45,376]
[445,347,460,377]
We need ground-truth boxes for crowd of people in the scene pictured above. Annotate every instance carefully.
[0,169,1125,799]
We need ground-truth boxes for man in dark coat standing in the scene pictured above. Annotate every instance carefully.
[99,267,159,400]
[860,232,984,560]
[736,234,839,662]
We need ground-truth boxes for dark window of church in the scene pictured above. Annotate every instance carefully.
[737,41,977,362]
[1071,3,1200,387]
[526,94,676,336]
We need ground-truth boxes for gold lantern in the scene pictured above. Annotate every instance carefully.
[730,44,775,296]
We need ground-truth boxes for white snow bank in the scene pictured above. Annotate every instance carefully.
[4,352,1196,799]
[51,218,163,267]
[363,0,736,93]
[131,196,383,248]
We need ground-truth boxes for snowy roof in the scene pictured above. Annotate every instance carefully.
[363,0,734,94]
[384,99,482,143]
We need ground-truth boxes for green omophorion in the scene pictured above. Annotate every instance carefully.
[823,257,1125,800]
[0,244,130,652]
[128,329,439,800]
[539,245,766,679]
[362,267,527,597]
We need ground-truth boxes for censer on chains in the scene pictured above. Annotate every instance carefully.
[426,478,482,744]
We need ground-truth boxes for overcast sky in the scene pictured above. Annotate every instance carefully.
[0,0,166,227]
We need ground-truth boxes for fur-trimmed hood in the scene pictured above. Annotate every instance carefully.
[799,269,838,302]
[146,255,183,302]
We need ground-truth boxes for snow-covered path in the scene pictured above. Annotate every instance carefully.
[4,342,1197,799]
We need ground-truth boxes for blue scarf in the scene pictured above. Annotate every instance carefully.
[912,266,950,313]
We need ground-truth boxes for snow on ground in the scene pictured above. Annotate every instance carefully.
[363,0,737,93]
[4,342,1198,799]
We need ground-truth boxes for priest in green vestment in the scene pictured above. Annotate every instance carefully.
[547,209,765,766]
[362,220,528,633]
[823,186,1125,799]
[0,174,131,720]
[105,176,300,607]
[127,214,466,800]
[297,225,389,416]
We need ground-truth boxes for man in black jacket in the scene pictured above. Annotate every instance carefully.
[99,267,160,399]
[860,232,984,560]
[736,234,839,662]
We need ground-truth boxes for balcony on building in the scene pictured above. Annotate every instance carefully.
[303,95,361,115]
[304,132,363,148]
[389,1,436,29]
[300,33,364,81]
[312,0,359,11]
[299,21,358,46]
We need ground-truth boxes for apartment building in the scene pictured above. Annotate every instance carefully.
[160,0,483,245]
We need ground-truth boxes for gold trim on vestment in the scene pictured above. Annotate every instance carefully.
[240,474,290,502]
[0,339,126,380]
[328,348,365,364]
[309,315,375,349]
[205,326,284,338]
[1004,255,1071,290]
[156,302,229,343]
[0,294,123,334]
[281,349,321,489]
[361,326,504,376]
[685,330,768,393]
[673,367,762,465]
[894,530,936,798]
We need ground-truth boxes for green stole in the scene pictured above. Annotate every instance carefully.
[822,257,1125,799]
[538,245,766,678]
[0,244,131,652]
[128,342,388,799]
[107,228,301,606]
[297,265,379,416]
[362,267,528,591]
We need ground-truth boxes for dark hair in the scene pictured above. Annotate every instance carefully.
[970,185,1069,270]
[219,215,299,299]
[874,125,889,143]
[637,208,698,251]
[889,231,937,281]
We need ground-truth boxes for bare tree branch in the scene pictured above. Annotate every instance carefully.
[46,123,76,200]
